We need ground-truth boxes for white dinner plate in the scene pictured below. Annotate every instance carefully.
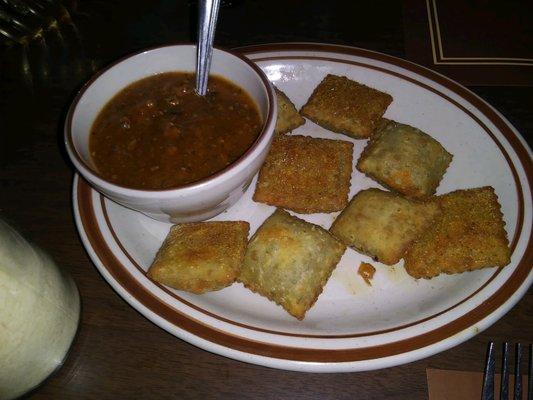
[72,43,532,372]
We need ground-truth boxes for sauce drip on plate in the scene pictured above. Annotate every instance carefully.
[358,262,376,286]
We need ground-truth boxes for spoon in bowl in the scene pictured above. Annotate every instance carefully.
[195,0,221,96]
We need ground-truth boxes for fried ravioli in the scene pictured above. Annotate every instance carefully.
[357,120,453,199]
[253,135,353,213]
[300,74,393,139]
[330,188,441,265]
[147,221,249,293]
[404,187,511,279]
[274,87,305,135]
[239,209,345,319]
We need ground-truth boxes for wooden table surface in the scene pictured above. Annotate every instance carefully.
[1,1,531,399]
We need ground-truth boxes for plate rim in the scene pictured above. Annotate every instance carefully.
[72,43,533,372]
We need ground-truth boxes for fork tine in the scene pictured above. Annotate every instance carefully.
[527,344,533,400]
[501,342,510,400]
[483,342,496,400]
[514,343,522,400]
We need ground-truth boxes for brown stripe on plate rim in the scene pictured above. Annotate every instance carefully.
[99,190,504,338]
[76,44,533,363]
[97,52,525,338]
[238,43,532,191]
[78,180,531,363]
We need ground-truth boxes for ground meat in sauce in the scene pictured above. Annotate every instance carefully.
[90,72,262,189]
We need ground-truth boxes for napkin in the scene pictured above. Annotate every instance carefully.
[427,368,529,400]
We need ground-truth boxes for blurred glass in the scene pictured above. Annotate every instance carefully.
[0,0,73,45]
[0,218,80,400]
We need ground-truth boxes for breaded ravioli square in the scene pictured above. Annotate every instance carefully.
[357,120,453,199]
[330,189,441,265]
[404,187,511,279]
[147,221,249,294]
[239,209,345,320]
[274,87,305,135]
[253,135,353,213]
[300,74,393,138]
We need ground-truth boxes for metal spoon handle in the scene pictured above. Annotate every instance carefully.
[196,0,221,96]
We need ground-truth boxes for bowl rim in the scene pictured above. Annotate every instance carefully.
[64,43,276,195]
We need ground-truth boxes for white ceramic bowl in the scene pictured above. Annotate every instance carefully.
[65,44,277,223]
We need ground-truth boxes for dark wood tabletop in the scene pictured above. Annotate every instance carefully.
[1,1,531,399]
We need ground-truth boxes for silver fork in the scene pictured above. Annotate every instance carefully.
[482,342,532,400]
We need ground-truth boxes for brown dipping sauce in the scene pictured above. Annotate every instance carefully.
[89,72,262,190]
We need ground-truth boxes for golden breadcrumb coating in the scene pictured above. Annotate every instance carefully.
[274,87,305,135]
[148,221,249,293]
[330,188,441,265]
[404,187,511,278]
[300,74,392,138]
[357,120,453,199]
[253,135,353,213]
[239,209,345,319]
